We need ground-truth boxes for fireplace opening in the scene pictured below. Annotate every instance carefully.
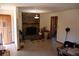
[25,27,37,35]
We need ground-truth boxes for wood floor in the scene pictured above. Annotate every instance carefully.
[16,39,62,56]
[3,39,63,56]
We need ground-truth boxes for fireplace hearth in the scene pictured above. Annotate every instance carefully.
[22,26,39,40]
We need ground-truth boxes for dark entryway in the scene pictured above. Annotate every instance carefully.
[50,16,58,40]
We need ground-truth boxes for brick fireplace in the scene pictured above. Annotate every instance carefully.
[22,13,40,40]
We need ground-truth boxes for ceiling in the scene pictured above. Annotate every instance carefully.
[0,3,79,13]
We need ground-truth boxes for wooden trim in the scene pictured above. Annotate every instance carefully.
[0,14,11,16]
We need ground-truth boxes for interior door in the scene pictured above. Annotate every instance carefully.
[0,15,12,44]
[50,16,58,39]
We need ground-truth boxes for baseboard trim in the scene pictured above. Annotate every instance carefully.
[56,41,63,44]
[4,41,15,45]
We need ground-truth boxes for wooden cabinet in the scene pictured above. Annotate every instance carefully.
[0,15,12,44]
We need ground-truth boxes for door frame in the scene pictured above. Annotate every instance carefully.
[50,16,58,40]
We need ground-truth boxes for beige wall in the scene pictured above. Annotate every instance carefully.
[40,9,79,43]
[17,8,22,31]
[40,13,51,31]
[17,8,79,44]
[40,13,58,30]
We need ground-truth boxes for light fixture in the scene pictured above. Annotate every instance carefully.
[34,8,39,19]
[34,14,39,19]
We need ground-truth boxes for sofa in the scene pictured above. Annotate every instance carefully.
[57,41,79,56]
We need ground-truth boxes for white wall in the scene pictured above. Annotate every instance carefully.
[16,8,22,49]
[56,9,79,43]
[40,9,79,43]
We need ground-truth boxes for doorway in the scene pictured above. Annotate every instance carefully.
[0,15,12,45]
[50,16,58,40]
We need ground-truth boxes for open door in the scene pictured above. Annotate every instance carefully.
[50,16,58,40]
[0,15,12,45]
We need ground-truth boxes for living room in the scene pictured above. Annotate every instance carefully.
[0,3,79,56]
